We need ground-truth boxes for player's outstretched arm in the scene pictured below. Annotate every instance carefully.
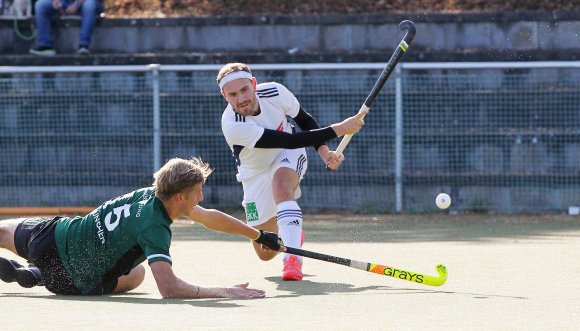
[253,110,367,150]
[150,261,265,299]
[187,206,281,250]
[188,205,254,237]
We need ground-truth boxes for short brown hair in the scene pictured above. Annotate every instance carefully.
[153,157,213,201]
[216,62,252,86]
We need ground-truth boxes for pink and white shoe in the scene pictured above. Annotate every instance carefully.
[282,255,303,281]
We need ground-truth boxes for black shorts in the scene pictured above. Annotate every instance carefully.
[14,217,118,295]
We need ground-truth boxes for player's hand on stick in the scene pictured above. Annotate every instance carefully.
[323,150,345,171]
[330,109,368,137]
[254,230,282,251]
[224,282,266,299]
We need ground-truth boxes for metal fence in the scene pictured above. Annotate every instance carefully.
[1,62,580,213]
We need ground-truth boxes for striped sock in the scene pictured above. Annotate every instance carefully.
[276,200,303,262]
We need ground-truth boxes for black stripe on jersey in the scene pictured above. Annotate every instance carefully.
[256,87,279,98]
[257,91,279,98]
[235,112,246,122]
[296,154,306,176]
[257,87,277,93]
[232,145,244,167]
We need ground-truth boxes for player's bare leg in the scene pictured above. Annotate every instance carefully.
[0,218,23,254]
[113,264,146,293]
[0,218,42,288]
[251,217,279,261]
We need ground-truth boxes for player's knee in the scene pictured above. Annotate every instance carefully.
[253,245,278,261]
[272,171,299,202]
[0,228,7,248]
[114,264,145,293]
[256,252,277,261]
[272,183,296,203]
[131,264,146,285]
[0,222,14,249]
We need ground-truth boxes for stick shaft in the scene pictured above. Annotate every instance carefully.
[335,20,416,157]
[335,104,369,155]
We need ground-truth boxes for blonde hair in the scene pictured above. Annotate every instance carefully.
[216,62,252,86]
[153,157,213,201]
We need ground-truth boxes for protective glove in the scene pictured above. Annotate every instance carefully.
[254,230,282,251]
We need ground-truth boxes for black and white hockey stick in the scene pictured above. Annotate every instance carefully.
[284,246,447,286]
[335,20,416,159]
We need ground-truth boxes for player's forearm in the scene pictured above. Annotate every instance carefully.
[190,207,259,240]
[254,127,336,149]
[152,261,233,299]
[161,278,228,299]
[317,145,331,159]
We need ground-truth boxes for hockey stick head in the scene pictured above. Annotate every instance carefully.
[430,263,448,286]
[399,20,416,45]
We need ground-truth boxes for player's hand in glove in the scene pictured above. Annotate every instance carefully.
[254,230,282,251]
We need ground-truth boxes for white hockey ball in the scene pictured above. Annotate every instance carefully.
[436,193,451,209]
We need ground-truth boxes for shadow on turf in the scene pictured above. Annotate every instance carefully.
[0,292,253,307]
[1,283,527,302]
[266,275,392,297]
[265,276,528,300]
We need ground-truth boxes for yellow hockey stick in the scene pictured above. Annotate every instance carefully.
[284,246,447,286]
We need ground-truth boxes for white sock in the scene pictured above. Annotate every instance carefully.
[276,200,303,262]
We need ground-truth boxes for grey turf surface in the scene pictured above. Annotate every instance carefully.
[2,214,579,330]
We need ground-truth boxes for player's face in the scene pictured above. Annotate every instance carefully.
[182,183,204,213]
[222,78,258,116]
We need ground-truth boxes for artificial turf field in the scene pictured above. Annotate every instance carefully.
[1,213,579,330]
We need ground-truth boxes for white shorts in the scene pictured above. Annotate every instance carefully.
[241,148,308,226]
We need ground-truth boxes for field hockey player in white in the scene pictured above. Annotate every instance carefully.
[217,63,366,280]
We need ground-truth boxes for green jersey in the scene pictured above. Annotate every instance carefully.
[54,187,173,294]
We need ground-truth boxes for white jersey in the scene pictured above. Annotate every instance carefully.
[221,82,301,182]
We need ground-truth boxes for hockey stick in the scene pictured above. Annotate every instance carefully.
[284,246,447,287]
[334,20,416,159]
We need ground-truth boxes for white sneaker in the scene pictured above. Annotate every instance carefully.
[29,47,56,56]
[77,47,90,55]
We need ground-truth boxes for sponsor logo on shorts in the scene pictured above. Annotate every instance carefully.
[281,158,290,164]
[245,202,259,222]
